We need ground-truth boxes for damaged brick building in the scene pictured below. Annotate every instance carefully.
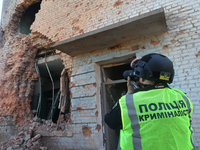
[0,0,200,149]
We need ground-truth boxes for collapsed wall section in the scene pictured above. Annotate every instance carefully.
[0,0,56,146]
[0,33,54,125]
[0,34,37,123]
[2,0,41,36]
[0,0,55,121]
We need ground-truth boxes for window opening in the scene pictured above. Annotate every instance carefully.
[101,57,136,150]
[20,1,41,35]
[32,51,70,123]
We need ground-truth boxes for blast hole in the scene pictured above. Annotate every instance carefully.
[20,1,41,35]
[32,52,70,123]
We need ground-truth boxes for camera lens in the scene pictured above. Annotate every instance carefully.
[123,70,139,82]
[123,70,134,80]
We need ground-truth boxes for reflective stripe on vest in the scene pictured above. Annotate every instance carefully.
[119,94,142,150]
[126,94,142,149]
[119,88,194,150]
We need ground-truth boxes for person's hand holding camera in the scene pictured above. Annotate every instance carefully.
[126,57,142,94]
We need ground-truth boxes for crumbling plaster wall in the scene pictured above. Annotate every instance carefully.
[1,0,200,149]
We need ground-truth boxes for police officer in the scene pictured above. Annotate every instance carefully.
[105,53,194,150]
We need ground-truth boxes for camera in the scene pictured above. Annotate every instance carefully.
[123,70,139,82]
[123,62,139,82]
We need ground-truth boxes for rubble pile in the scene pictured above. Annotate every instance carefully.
[1,130,47,150]
[29,115,70,133]
[0,115,71,150]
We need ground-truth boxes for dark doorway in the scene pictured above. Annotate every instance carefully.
[101,57,135,150]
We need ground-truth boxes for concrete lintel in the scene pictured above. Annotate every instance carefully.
[37,54,61,64]
[52,8,167,56]
[37,54,64,78]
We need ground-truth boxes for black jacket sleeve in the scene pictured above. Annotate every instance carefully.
[104,102,122,130]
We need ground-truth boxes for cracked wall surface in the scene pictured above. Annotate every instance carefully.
[0,0,56,146]
[1,0,200,149]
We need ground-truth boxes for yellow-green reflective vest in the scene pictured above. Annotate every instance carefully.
[119,88,194,150]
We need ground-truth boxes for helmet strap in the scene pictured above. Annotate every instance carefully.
[138,82,150,89]
[138,82,169,90]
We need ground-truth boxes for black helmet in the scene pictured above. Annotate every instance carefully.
[132,53,174,83]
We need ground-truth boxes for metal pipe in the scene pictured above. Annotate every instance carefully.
[44,51,55,120]
[53,91,61,109]
[35,59,42,117]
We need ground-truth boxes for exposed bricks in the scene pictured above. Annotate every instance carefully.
[162,45,169,51]
[0,35,37,125]
[150,39,160,46]
[76,107,83,112]
[95,124,101,132]
[1,0,200,149]
[4,0,41,36]
[195,51,200,57]
[82,125,92,138]
[1,129,46,150]
[95,111,98,117]
[113,0,123,7]
[0,31,54,126]
[0,0,55,128]
[131,45,140,51]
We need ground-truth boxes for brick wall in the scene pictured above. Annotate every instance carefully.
[43,0,199,148]
[1,0,200,149]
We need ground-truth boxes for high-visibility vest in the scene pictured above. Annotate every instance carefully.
[119,88,194,150]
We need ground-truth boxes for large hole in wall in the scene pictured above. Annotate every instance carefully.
[19,1,41,35]
[32,51,70,123]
